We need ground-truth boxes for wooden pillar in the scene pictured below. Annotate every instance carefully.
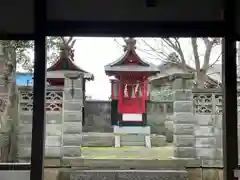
[222,38,238,180]
[222,0,237,179]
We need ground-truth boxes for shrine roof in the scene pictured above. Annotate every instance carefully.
[47,44,94,80]
[47,58,94,80]
[46,70,94,80]
[104,38,159,74]
[47,56,85,72]
[106,50,150,67]
[105,63,159,72]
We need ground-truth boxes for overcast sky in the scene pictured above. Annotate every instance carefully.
[68,37,221,100]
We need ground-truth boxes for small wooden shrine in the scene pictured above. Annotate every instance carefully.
[47,38,94,86]
[105,38,159,126]
[47,38,94,107]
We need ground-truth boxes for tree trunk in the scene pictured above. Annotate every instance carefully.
[0,81,17,162]
[0,43,18,162]
[196,70,206,88]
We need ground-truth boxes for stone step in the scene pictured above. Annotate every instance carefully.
[120,141,145,146]
[59,169,188,180]
[120,134,145,147]
[82,134,114,147]
[151,135,167,147]
[0,169,188,180]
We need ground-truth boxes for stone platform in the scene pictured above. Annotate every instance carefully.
[0,169,188,180]
[60,169,188,180]
[114,126,151,148]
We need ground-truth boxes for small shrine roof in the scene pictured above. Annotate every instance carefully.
[47,39,94,80]
[104,38,159,73]
[105,64,159,72]
[47,57,94,80]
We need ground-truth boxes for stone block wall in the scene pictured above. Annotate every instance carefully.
[16,85,170,159]
[195,114,222,166]
[172,77,196,159]
[18,112,62,159]
[83,101,168,135]
[83,101,112,132]
[164,115,174,142]
[192,89,223,166]
[15,75,229,163]
[17,87,64,160]
[147,102,168,135]
[62,78,83,157]
[171,77,225,165]
[17,76,84,160]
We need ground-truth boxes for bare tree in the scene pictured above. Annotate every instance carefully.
[138,38,222,88]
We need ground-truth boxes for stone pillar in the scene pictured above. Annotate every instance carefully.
[172,74,196,159]
[62,76,83,158]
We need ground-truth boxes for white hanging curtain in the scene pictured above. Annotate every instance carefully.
[135,83,139,95]
[139,87,142,97]
[131,85,136,98]
[124,84,128,98]
[147,83,150,97]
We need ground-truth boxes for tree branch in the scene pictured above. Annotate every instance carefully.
[172,38,186,70]
[191,38,201,72]
[66,37,73,45]
[161,38,186,68]
[60,37,66,44]
[207,52,222,69]
[202,38,214,71]
[141,39,175,63]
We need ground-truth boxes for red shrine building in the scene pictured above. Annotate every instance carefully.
[47,42,94,123]
[104,38,159,147]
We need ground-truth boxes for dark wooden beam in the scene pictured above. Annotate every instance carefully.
[30,0,46,179]
[46,21,224,37]
[222,0,238,178]
[145,0,157,7]
[222,39,238,180]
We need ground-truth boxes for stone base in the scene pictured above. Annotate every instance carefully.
[61,170,188,180]
[81,133,115,147]
[151,135,167,147]
[0,171,30,180]
[113,126,151,148]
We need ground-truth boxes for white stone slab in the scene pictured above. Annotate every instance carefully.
[114,126,150,134]
[122,113,142,122]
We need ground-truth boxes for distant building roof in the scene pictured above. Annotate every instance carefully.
[207,64,222,82]
[152,61,221,88]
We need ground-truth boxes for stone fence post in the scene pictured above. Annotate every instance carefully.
[62,75,83,158]
[172,73,196,159]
